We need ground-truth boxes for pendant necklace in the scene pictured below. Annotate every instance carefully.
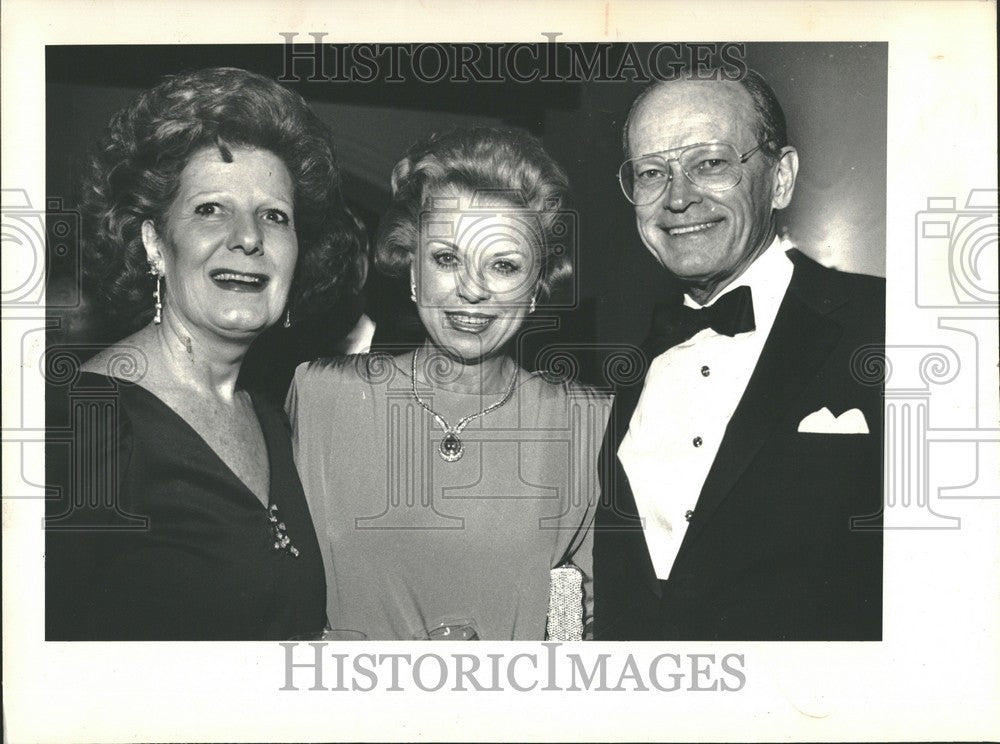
[410,349,518,463]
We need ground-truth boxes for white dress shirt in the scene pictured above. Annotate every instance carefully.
[617,238,793,580]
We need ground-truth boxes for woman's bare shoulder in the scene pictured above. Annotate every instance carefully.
[79,331,153,383]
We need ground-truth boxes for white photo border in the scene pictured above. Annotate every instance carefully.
[3,1,998,742]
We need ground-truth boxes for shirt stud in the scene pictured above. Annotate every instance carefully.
[693,436,703,447]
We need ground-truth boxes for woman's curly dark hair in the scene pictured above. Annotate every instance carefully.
[374,126,572,301]
[78,66,364,331]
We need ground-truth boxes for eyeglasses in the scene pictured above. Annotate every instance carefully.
[617,140,772,206]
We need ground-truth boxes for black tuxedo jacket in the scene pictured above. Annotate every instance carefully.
[594,250,884,641]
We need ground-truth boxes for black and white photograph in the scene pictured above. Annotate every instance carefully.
[41,39,887,644]
[2,1,998,742]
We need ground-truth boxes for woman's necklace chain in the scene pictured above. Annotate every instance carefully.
[410,349,519,463]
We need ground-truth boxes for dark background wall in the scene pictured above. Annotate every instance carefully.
[46,42,886,393]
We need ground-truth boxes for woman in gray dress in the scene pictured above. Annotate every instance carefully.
[287,127,611,640]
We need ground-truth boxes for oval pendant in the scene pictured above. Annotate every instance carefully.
[439,432,464,462]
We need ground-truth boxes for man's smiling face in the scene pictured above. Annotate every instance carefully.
[627,80,783,300]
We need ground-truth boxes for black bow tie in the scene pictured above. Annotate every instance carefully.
[643,285,756,357]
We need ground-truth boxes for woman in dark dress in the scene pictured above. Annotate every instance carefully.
[45,67,364,640]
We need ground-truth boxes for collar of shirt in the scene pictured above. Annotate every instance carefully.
[680,236,793,345]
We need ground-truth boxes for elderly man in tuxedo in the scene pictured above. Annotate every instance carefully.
[594,69,884,641]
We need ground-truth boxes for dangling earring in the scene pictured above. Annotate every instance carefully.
[410,278,417,303]
[149,265,163,324]
[528,295,537,314]
[283,307,292,329]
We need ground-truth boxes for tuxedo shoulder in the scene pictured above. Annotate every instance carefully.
[826,267,885,314]
[788,249,885,316]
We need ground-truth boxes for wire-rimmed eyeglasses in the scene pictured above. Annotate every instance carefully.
[617,140,772,206]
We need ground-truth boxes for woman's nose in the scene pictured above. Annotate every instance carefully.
[455,263,491,303]
[228,211,263,255]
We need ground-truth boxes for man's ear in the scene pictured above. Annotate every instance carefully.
[771,146,799,210]
[141,219,165,272]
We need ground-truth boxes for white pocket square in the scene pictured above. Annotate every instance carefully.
[797,407,869,434]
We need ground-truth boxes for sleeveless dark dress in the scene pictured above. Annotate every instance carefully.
[45,371,326,640]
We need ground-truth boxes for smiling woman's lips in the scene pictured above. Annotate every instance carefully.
[209,270,270,292]
[445,312,497,333]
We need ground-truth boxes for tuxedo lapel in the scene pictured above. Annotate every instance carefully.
[597,337,670,598]
[672,255,846,566]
